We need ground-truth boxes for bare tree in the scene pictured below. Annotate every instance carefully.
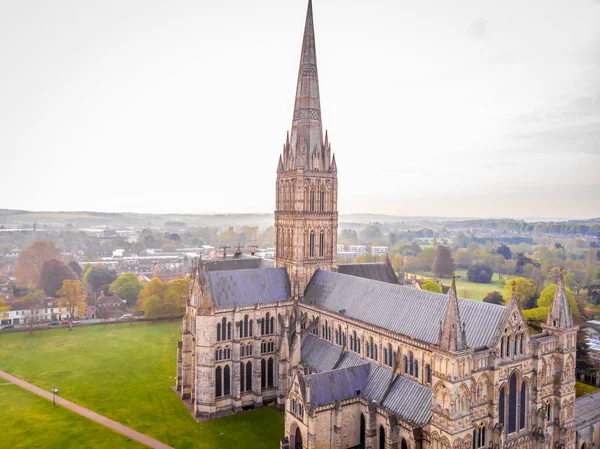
[97,306,118,326]
[23,308,40,334]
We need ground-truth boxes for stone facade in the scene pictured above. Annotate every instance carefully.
[175,2,589,449]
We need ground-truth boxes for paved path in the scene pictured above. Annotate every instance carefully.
[0,370,174,449]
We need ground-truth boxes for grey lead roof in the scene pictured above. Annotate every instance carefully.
[208,268,290,308]
[301,335,432,426]
[337,262,398,284]
[205,257,273,272]
[575,392,600,428]
[304,270,505,349]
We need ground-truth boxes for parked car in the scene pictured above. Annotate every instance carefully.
[72,320,80,325]
[119,314,133,321]
[60,320,70,325]
[48,321,59,326]
[0,324,14,330]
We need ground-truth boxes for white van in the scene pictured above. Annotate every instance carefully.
[119,314,133,320]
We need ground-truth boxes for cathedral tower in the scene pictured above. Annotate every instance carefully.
[275,0,338,297]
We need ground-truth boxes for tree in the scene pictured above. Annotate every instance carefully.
[387,232,397,247]
[497,244,512,260]
[522,307,548,334]
[391,254,404,275]
[58,280,86,327]
[422,280,442,294]
[142,294,164,319]
[359,225,382,243]
[98,305,119,326]
[14,240,61,288]
[39,259,77,297]
[432,246,455,278]
[577,329,595,376]
[460,288,472,299]
[138,278,166,306]
[68,261,83,277]
[132,241,146,254]
[0,299,10,323]
[23,289,44,302]
[110,273,145,307]
[503,277,537,308]
[483,291,503,305]
[23,307,41,335]
[587,281,600,306]
[537,283,580,319]
[355,254,374,263]
[86,266,117,294]
[467,262,493,283]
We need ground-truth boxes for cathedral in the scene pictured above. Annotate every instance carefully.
[176,2,587,448]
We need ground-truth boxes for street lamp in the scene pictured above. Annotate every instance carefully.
[52,387,58,406]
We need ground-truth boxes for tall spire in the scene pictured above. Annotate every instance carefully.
[439,274,466,352]
[288,0,324,171]
[547,268,574,328]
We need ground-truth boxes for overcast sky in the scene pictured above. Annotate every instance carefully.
[1,0,599,219]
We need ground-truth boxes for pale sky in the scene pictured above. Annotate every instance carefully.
[1,0,599,219]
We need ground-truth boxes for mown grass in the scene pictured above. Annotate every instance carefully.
[576,381,600,398]
[0,322,284,449]
[406,269,506,301]
[0,384,146,449]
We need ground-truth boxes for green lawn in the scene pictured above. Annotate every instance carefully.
[407,269,506,301]
[0,384,146,449]
[0,323,284,449]
[576,381,600,398]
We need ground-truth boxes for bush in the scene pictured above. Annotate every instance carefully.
[467,262,493,283]
[483,291,503,305]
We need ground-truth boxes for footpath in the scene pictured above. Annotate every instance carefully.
[0,370,174,449]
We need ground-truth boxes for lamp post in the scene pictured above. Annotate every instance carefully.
[52,387,58,406]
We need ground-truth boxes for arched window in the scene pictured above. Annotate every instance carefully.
[384,348,388,366]
[244,315,249,337]
[240,362,245,393]
[215,349,219,360]
[409,352,414,376]
[224,365,231,396]
[374,345,378,361]
[520,335,524,354]
[320,190,325,212]
[261,318,265,336]
[267,357,274,387]
[357,338,361,354]
[360,414,366,448]
[221,318,227,341]
[249,319,253,337]
[426,364,432,384]
[227,322,232,340]
[218,348,222,360]
[215,366,222,397]
[217,323,221,342]
[249,345,253,355]
[481,426,486,447]
[319,231,324,257]
[499,386,505,426]
[500,336,505,358]
[404,356,408,374]
[270,317,275,334]
[265,313,270,335]
[415,361,419,378]
[310,190,315,212]
[401,438,408,449]
[520,381,527,430]
[506,336,511,358]
[261,359,266,388]
[309,232,315,257]
[241,345,245,358]
[379,426,385,449]
[508,372,517,433]
[246,361,252,392]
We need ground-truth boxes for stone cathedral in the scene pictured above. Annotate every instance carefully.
[176,2,588,449]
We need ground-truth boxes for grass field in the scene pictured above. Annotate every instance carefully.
[0,322,284,449]
[0,384,146,449]
[576,381,600,398]
[407,269,506,301]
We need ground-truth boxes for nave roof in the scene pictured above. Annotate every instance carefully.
[337,262,398,284]
[304,270,505,349]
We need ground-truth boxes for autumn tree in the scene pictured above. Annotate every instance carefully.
[39,259,77,297]
[422,279,443,294]
[432,245,455,277]
[14,240,61,288]
[98,305,119,326]
[57,280,86,326]
[503,277,537,309]
[142,294,164,319]
[110,272,145,306]
[497,244,512,260]
[23,290,44,302]
[138,278,166,305]
[0,299,10,323]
